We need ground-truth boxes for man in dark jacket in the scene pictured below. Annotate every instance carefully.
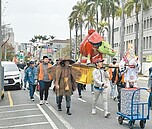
[24,61,37,101]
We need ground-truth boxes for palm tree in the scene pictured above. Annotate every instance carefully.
[69,1,87,60]
[84,8,96,30]
[125,0,141,55]
[98,21,108,36]
[120,0,125,60]
[49,35,55,41]
[29,38,36,43]
[68,17,75,58]
[86,0,103,32]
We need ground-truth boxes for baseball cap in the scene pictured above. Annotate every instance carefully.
[29,61,35,64]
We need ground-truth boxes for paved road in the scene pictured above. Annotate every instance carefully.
[0,80,151,129]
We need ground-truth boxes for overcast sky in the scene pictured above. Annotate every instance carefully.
[4,0,78,43]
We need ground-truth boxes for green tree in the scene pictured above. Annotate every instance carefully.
[98,21,108,36]
[86,0,103,32]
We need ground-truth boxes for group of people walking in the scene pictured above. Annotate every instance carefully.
[23,55,152,117]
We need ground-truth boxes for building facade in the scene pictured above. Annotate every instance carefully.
[113,7,152,62]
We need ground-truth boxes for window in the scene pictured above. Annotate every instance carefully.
[143,37,145,49]
[147,19,149,28]
[126,41,128,50]
[127,26,128,34]
[149,36,152,49]
[134,24,136,32]
[150,17,152,27]
[131,25,133,33]
[144,20,146,29]
[146,37,148,49]
[129,26,131,33]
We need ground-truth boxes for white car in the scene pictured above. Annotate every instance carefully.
[1,61,22,90]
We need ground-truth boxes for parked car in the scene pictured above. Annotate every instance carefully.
[1,61,22,90]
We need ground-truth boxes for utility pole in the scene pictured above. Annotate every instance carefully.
[0,0,4,100]
[138,0,143,74]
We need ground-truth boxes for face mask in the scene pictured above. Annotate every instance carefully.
[113,61,116,64]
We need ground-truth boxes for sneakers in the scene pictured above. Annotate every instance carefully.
[92,108,96,115]
[44,100,48,104]
[104,111,111,118]
[30,97,34,101]
[39,100,43,105]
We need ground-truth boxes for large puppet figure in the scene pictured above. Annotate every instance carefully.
[119,43,141,88]
[77,29,116,64]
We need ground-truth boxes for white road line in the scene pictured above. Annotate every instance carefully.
[96,106,104,112]
[0,108,39,114]
[35,92,75,129]
[78,98,86,103]
[0,122,49,129]
[0,104,35,109]
[37,104,59,129]
[0,114,44,121]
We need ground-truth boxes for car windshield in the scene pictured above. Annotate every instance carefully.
[2,63,19,72]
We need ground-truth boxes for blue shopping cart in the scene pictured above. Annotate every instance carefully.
[117,88,150,129]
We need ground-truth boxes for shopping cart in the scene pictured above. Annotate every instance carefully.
[117,88,150,129]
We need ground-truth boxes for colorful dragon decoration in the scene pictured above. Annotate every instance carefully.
[77,29,116,64]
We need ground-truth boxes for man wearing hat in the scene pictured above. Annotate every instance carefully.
[48,58,81,115]
[24,61,37,101]
[92,59,111,118]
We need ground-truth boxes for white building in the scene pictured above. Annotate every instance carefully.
[113,7,152,62]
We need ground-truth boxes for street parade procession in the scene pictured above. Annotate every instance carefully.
[1,0,152,129]
[0,26,152,129]
[46,29,151,129]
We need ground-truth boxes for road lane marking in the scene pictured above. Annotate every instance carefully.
[35,92,75,129]
[0,104,35,109]
[37,104,59,129]
[0,122,49,129]
[0,114,44,121]
[0,108,39,114]
[78,98,86,103]
[7,91,13,107]
[96,106,104,112]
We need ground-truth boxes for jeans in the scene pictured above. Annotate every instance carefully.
[57,95,71,108]
[56,95,63,105]
[92,88,108,112]
[77,83,83,96]
[29,84,36,99]
[91,83,94,92]
[110,81,117,98]
[39,80,52,101]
